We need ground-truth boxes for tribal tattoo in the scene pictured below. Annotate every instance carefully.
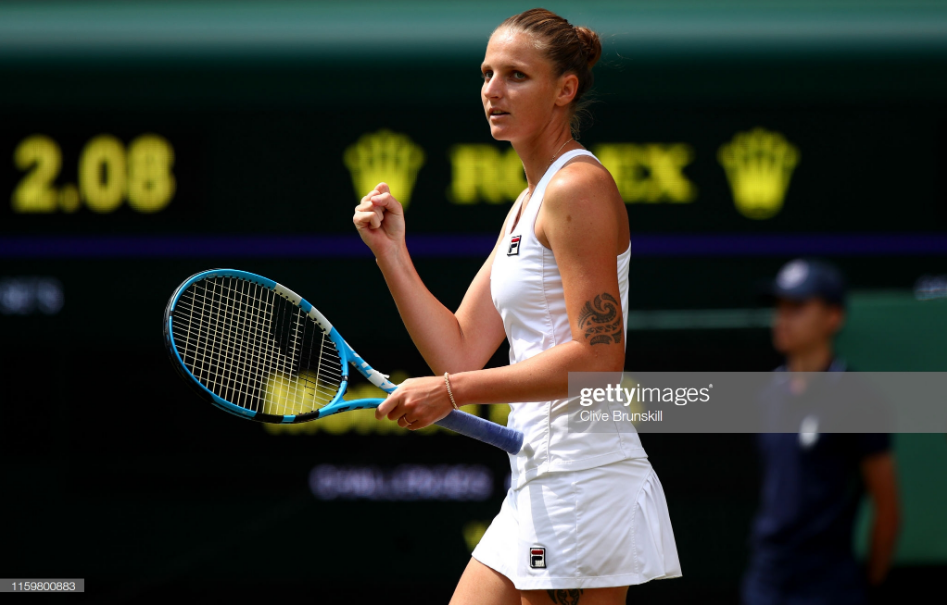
[547,589,584,604]
[577,293,623,345]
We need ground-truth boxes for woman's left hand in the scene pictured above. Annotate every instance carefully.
[376,376,455,430]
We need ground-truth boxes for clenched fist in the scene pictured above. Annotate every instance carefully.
[353,182,406,259]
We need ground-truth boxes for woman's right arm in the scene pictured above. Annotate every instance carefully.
[353,182,510,375]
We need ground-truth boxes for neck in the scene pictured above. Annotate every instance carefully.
[511,122,577,192]
[786,342,834,372]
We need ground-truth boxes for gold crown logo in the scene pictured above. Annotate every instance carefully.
[718,128,799,220]
[344,129,425,208]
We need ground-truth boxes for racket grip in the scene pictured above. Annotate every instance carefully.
[435,410,524,455]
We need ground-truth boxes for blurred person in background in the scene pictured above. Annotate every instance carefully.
[742,258,900,605]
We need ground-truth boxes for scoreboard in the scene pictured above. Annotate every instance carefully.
[2,102,946,361]
[2,2,947,600]
[2,105,945,238]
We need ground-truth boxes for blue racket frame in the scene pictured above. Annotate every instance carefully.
[164,269,524,454]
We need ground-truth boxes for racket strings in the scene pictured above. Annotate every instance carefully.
[170,312,345,402]
[170,320,344,388]
[170,277,343,415]
[196,278,340,412]
[169,301,344,379]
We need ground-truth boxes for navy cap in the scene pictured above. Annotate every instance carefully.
[762,258,847,307]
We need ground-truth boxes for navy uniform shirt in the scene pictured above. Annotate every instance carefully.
[742,359,890,605]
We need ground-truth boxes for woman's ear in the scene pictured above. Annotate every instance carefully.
[555,73,579,107]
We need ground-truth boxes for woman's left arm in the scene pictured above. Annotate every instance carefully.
[378,162,627,427]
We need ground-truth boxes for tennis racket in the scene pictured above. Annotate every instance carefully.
[163,269,524,454]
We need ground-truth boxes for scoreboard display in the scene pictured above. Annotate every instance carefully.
[2,2,946,600]
[2,103,946,359]
[2,105,945,237]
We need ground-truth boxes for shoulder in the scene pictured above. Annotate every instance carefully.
[543,157,619,213]
[540,157,624,242]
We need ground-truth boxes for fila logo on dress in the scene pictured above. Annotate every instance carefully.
[529,547,546,568]
[507,235,522,256]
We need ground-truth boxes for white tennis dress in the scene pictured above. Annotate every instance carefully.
[472,149,682,590]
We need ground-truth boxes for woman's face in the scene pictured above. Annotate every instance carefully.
[481,28,573,142]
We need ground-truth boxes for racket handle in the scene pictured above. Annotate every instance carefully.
[435,410,524,455]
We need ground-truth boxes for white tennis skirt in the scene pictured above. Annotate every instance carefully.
[472,456,682,590]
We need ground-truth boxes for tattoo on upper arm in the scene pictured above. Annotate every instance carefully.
[578,293,623,345]
[547,589,584,604]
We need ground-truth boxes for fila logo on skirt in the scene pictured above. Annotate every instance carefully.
[507,235,522,256]
[529,547,546,568]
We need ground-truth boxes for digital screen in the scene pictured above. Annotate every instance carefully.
[2,106,944,238]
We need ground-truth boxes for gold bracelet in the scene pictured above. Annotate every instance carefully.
[444,372,459,410]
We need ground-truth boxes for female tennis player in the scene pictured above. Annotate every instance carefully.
[353,9,681,604]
